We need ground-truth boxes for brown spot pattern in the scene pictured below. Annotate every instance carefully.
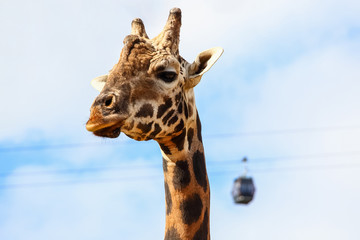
[192,150,207,192]
[136,122,153,133]
[187,128,194,151]
[162,109,175,125]
[180,193,203,225]
[171,129,186,151]
[160,143,171,155]
[167,115,178,126]
[174,119,184,132]
[177,101,183,113]
[148,123,162,139]
[184,102,189,119]
[157,98,172,118]
[196,111,202,143]
[172,160,191,190]
[135,103,154,118]
[192,209,209,240]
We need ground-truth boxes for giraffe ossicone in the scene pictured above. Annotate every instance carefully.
[86,7,223,240]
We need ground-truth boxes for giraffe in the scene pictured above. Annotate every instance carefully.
[86,8,223,240]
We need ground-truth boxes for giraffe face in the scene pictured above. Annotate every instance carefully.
[86,36,187,140]
[86,9,223,141]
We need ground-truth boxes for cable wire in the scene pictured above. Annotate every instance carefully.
[1,125,359,152]
[1,161,359,190]
[1,150,360,178]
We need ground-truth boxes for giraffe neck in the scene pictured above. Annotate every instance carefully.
[157,111,210,240]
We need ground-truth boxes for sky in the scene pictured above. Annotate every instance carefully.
[0,0,360,239]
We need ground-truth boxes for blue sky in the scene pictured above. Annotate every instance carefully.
[1,0,360,239]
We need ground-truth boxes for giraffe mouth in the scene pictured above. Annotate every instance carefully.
[93,125,121,138]
[86,116,123,138]
[86,120,122,138]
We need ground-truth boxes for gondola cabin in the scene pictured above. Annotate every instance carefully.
[232,176,256,204]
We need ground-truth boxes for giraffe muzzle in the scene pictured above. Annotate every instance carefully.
[86,106,124,138]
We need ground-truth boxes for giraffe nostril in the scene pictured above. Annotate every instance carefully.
[104,95,115,108]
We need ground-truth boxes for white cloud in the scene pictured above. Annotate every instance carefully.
[1,0,359,141]
[210,166,360,240]
[240,39,360,155]
[1,159,360,240]
[201,35,360,162]
[0,163,165,240]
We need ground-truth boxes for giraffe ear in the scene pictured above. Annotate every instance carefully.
[90,74,108,92]
[185,47,224,89]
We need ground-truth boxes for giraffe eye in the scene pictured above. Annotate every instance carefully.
[157,71,177,83]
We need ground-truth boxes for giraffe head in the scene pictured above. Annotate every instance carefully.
[86,8,223,141]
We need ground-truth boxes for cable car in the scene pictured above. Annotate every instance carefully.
[232,176,255,204]
[231,157,256,204]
